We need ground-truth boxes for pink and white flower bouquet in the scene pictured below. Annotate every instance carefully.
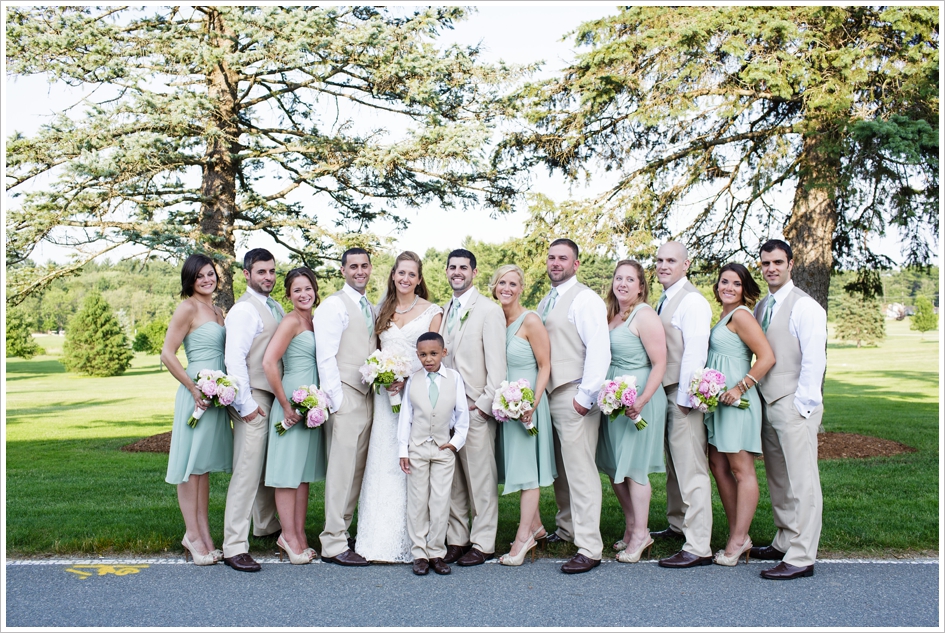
[597,375,647,430]
[492,378,538,436]
[275,384,329,435]
[188,369,238,427]
[360,349,412,413]
[687,368,749,413]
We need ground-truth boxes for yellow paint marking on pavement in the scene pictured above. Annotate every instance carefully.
[65,564,149,579]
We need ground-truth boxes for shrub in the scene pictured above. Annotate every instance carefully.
[61,293,133,376]
[6,309,44,359]
[835,293,886,348]
[910,296,938,339]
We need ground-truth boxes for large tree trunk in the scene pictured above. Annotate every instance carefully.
[200,8,240,311]
[783,132,840,313]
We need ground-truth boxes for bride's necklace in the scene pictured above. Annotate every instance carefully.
[394,295,420,314]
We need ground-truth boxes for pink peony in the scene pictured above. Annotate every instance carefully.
[292,389,308,404]
[200,380,218,397]
[307,408,326,428]
[620,387,636,408]
[217,386,236,406]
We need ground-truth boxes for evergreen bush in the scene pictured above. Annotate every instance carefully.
[835,293,886,348]
[61,293,133,376]
[6,309,44,359]
[910,296,938,339]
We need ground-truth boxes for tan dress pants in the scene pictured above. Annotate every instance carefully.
[446,407,498,554]
[662,385,712,558]
[761,396,823,567]
[223,388,280,557]
[319,384,374,558]
[407,441,456,560]
[548,383,603,560]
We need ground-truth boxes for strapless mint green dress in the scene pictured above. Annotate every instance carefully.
[704,306,762,454]
[165,322,233,484]
[265,331,327,488]
[595,304,667,485]
[496,311,556,494]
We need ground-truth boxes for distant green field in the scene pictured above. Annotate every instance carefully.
[5,320,938,557]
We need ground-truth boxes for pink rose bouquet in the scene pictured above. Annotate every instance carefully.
[275,384,329,435]
[491,378,538,436]
[597,375,647,430]
[688,368,749,413]
[188,369,238,427]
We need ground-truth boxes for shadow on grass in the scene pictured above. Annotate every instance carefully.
[826,370,940,395]
[5,359,67,380]
[6,408,173,430]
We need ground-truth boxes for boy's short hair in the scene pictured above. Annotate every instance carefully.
[417,331,444,348]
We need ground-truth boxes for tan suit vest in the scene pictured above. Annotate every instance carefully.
[333,290,378,395]
[235,292,283,393]
[407,369,457,447]
[754,286,807,404]
[659,280,700,388]
[544,282,588,392]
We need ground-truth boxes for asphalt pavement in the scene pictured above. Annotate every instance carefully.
[4,556,940,628]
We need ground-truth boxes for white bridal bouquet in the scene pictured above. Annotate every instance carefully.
[359,349,412,413]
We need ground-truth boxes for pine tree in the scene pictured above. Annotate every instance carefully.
[835,294,886,348]
[6,309,44,359]
[910,296,938,339]
[61,293,133,376]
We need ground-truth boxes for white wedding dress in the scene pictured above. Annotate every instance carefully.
[355,303,443,562]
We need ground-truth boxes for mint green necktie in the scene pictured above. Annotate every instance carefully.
[360,296,374,336]
[266,297,283,323]
[540,287,558,322]
[427,372,439,408]
[761,296,775,332]
[447,301,460,333]
[656,291,667,315]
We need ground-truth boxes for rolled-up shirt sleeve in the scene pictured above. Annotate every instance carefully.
[313,295,347,413]
[790,297,827,417]
[673,292,712,407]
[569,289,612,409]
[224,302,262,416]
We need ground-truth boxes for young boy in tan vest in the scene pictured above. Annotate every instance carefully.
[398,332,470,576]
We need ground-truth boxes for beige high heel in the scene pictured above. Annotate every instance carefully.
[616,536,654,563]
[714,537,753,566]
[499,536,537,566]
[182,535,216,566]
[612,539,628,552]
[210,549,223,563]
[277,535,313,565]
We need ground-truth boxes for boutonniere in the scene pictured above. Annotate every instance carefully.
[459,308,471,327]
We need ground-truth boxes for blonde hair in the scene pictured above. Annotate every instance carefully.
[488,264,525,299]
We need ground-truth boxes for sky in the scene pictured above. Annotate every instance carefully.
[3,3,936,267]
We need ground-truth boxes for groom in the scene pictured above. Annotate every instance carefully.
[314,247,377,566]
[539,238,611,574]
[439,249,506,566]
[222,248,284,572]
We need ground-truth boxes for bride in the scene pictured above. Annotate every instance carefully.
[356,251,443,562]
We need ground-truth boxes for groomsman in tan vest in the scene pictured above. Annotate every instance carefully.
[539,238,611,574]
[650,241,715,568]
[222,248,284,572]
[439,249,506,566]
[314,247,378,566]
[750,239,827,580]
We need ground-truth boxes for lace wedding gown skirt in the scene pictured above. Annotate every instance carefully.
[355,304,442,562]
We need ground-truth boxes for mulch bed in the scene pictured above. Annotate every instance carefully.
[123,431,915,460]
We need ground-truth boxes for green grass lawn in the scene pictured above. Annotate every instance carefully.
[5,321,939,558]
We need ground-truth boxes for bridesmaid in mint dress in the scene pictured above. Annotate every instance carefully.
[595,260,668,563]
[262,267,327,565]
[704,263,774,566]
[490,264,556,566]
[162,254,233,566]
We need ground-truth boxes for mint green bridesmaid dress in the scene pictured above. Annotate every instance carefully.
[265,330,327,488]
[704,305,762,454]
[165,322,233,484]
[496,311,556,494]
[595,304,667,485]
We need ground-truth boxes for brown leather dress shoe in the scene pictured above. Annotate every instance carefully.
[658,550,713,568]
[561,553,600,574]
[457,548,494,566]
[649,527,684,541]
[545,531,570,545]
[430,558,451,575]
[322,549,370,567]
[412,558,430,576]
[443,544,470,564]
[223,553,262,572]
[760,561,814,580]
[749,545,786,561]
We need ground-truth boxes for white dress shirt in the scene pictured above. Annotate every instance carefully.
[397,366,470,458]
[313,283,372,413]
[664,277,712,408]
[765,280,828,418]
[552,275,612,410]
[224,286,270,416]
